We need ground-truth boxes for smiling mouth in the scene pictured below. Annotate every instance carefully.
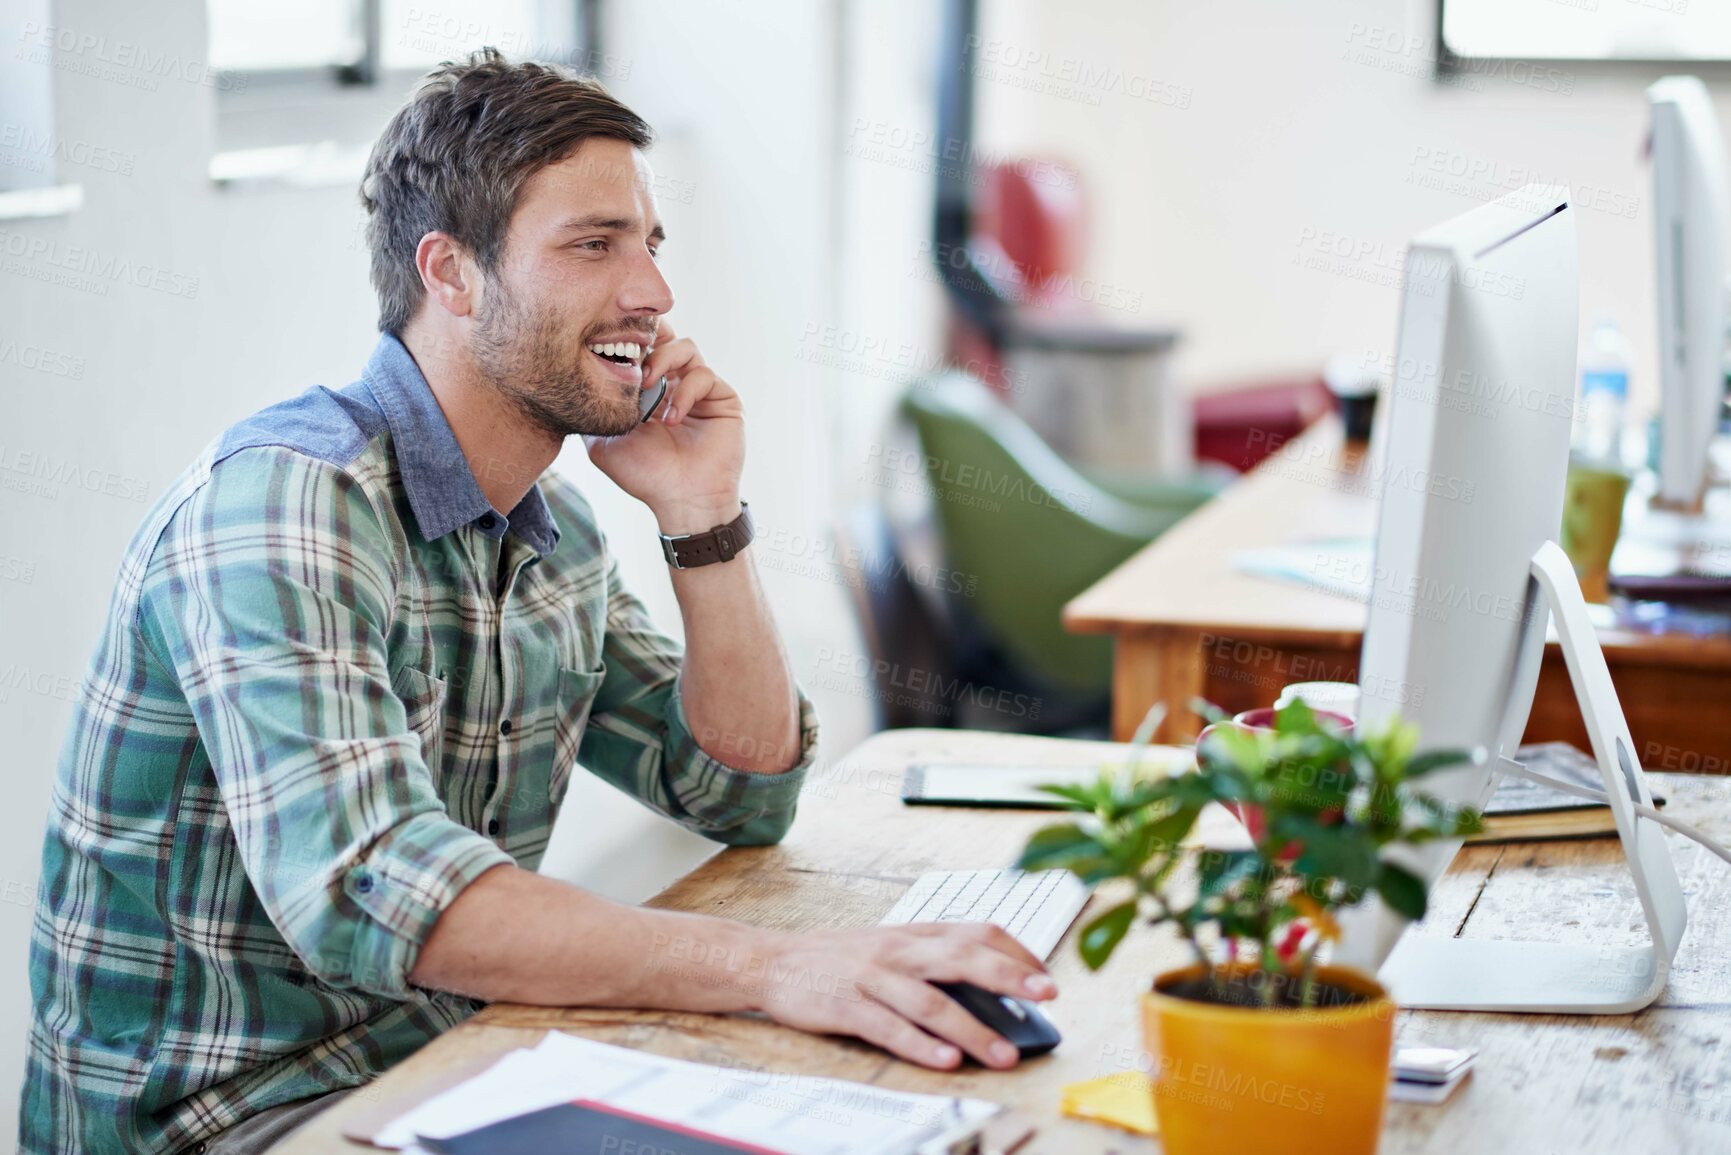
[586,339,646,367]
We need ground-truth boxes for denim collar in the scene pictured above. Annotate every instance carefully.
[360,334,560,556]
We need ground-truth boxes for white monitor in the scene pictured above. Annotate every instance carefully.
[1336,186,1687,1014]
[1648,75,1730,510]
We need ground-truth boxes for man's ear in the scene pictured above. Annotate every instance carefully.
[414,231,480,319]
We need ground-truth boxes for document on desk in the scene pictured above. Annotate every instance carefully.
[1232,537,1375,601]
[370,1031,999,1155]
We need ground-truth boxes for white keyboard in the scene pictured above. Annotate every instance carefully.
[879,869,1091,960]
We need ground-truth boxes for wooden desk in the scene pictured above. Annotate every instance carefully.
[1063,418,1731,767]
[281,730,1731,1154]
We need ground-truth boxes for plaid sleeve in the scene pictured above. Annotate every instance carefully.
[578,557,818,847]
[137,446,513,999]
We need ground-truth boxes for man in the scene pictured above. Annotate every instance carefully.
[22,49,1055,1155]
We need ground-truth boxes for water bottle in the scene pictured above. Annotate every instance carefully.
[1574,318,1631,467]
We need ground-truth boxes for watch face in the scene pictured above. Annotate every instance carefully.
[639,375,669,423]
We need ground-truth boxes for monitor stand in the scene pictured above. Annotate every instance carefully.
[1377,540,1688,1014]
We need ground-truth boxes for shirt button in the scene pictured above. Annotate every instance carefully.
[478,514,497,530]
[354,872,375,894]
[499,719,512,736]
[487,819,500,836]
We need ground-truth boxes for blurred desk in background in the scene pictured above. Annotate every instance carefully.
[1063,418,1731,772]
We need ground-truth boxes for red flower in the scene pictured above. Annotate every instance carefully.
[1276,920,1309,964]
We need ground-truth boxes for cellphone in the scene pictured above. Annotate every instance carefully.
[1394,1045,1477,1084]
[639,375,669,423]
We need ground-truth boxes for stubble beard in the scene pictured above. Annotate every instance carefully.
[470,275,645,439]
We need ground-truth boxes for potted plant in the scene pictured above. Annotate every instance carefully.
[1017,699,1482,1155]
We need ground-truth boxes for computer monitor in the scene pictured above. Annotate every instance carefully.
[1333,186,1687,1013]
[1647,76,1729,510]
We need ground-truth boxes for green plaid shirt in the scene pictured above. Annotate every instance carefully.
[22,335,817,1155]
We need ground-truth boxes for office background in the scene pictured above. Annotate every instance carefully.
[0,0,1721,1125]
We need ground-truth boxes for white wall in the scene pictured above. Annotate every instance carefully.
[974,0,1731,418]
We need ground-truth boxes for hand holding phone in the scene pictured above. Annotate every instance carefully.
[638,374,669,423]
[586,320,745,534]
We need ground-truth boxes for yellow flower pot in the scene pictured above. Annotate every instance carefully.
[1140,962,1395,1155]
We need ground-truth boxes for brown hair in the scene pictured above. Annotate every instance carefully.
[361,48,653,334]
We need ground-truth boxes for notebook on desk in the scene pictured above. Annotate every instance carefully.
[1468,742,1667,844]
[355,1031,1000,1155]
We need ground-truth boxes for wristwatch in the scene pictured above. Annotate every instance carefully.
[659,502,754,569]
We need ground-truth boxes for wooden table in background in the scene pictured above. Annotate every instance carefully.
[281,730,1731,1154]
[1063,417,1731,769]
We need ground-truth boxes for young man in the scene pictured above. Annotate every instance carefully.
[22,50,1055,1155]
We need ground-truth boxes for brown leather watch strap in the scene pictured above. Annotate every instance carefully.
[659,502,754,569]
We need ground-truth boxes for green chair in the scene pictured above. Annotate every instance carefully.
[888,371,1223,726]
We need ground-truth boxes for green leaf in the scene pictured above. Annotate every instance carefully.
[1198,723,1265,779]
[1034,783,1104,811]
[1284,819,1380,889]
[1196,849,1261,899]
[1078,901,1139,970]
[1405,748,1476,778]
[1016,824,1107,873]
[1275,696,1319,732]
[1189,697,1229,726]
[1140,801,1203,856]
[1375,863,1429,921]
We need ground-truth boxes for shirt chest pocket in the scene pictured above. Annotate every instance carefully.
[392,665,449,772]
[550,665,606,808]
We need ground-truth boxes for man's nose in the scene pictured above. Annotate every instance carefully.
[620,248,674,316]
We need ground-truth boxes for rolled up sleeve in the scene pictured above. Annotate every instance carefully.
[139,446,513,999]
[578,557,819,846]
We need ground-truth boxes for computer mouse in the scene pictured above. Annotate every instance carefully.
[933,981,1061,1060]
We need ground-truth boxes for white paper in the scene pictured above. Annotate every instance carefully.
[376,1031,998,1155]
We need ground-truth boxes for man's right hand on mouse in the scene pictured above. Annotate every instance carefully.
[747,923,1058,1070]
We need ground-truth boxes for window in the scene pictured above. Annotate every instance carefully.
[206,1,595,181]
[207,0,586,83]
[1440,0,1731,62]
[208,0,367,77]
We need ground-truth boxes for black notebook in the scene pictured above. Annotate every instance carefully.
[1467,742,1666,844]
[418,1099,782,1155]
